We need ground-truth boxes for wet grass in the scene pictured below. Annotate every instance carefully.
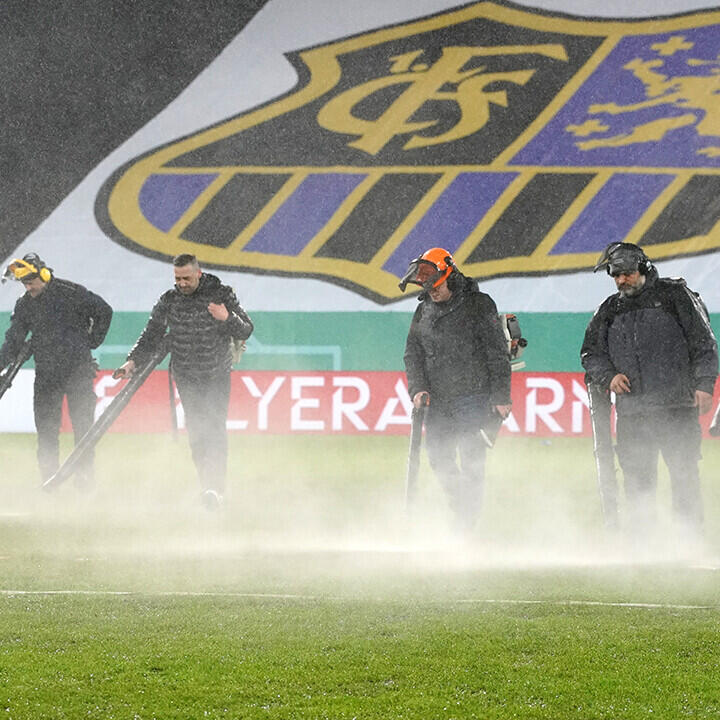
[1,434,720,718]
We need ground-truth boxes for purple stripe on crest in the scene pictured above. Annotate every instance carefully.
[383,172,517,277]
[139,174,218,232]
[245,174,366,255]
[551,173,675,254]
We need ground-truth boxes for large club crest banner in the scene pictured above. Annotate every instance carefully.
[94,1,720,305]
[0,0,718,314]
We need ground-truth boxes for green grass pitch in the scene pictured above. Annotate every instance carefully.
[1,433,720,719]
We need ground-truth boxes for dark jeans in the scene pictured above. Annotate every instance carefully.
[174,372,230,494]
[615,407,703,532]
[425,395,490,530]
[34,363,96,484]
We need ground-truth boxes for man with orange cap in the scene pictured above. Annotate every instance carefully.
[400,248,511,532]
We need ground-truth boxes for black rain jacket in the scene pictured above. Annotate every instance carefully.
[128,273,253,381]
[0,278,112,382]
[403,272,511,409]
[581,268,718,415]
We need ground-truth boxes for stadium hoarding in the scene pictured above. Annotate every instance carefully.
[81,370,600,437]
[0,369,594,436]
[0,369,715,438]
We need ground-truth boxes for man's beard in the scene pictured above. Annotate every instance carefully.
[619,280,645,298]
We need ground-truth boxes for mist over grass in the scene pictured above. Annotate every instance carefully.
[2,433,720,588]
[2,434,720,718]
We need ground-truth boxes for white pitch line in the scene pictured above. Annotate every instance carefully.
[0,590,325,600]
[456,598,715,610]
[0,589,715,609]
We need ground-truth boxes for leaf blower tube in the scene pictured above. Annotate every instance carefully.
[0,339,33,403]
[43,338,171,491]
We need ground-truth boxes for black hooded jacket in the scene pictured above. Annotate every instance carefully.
[0,278,112,381]
[403,272,511,408]
[581,268,718,415]
[128,273,253,382]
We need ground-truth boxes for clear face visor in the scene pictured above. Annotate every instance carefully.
[398,258,445,292]
[1,259,38,283]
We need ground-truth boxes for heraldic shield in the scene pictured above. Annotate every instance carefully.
[96,2,720,303]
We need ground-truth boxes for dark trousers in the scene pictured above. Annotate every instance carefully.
[174,372,230,494]
[34,364,96,483]
[425,396,489,530]
[615,407,703,532]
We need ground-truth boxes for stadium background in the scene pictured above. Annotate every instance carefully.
[2,0,719,435]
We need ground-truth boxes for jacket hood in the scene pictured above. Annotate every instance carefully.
[198,272,222,291]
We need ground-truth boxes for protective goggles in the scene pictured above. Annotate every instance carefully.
[398,258,448,292]
[608,263,639,277]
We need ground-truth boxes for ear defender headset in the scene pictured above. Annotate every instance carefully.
[2,253,53,284]
[636,253,653,276]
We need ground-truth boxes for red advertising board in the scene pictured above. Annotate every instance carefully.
[64,370,606,437]
[61,370,720,436]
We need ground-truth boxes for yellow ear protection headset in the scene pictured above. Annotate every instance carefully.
[2,253,53,284]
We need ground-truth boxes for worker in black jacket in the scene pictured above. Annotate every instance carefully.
[0,253,112,488]
[400,248,512,531]
[115,254,253,510]
[581,242,718,536]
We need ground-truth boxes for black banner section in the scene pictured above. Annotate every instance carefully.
[184,174,292,249]
[168,18,602,168]
[466,172,594,262]
[1,0,270,261]
[317,173,441,262]
[641,175,720,247]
